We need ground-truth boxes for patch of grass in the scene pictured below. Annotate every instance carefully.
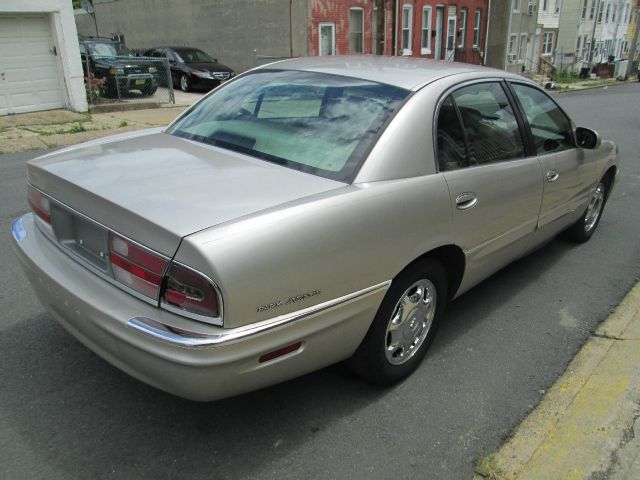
[67,122,87,134]
[475,453,498,479]
[21,122,89,136]
[46,142,58,149]
[118,120,128,128]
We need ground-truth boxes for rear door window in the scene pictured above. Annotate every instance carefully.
[451,82,524,165]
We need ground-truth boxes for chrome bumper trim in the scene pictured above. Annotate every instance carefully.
[127,280,391,348]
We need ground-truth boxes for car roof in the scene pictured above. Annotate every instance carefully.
[152,46,203,52]
[255,56,524,91]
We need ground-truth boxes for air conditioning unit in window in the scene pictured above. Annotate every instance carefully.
[528,3,535,15]
[507,53,517,62]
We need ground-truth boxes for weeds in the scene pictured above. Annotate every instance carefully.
[118,120,128,127]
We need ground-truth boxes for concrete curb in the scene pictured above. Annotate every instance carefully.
[555,79,638,94]
[475,282,640,479]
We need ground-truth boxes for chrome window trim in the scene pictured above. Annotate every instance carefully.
[28,185,225,324]
[127,280,392,348]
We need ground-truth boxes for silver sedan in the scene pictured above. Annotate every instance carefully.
[11,57,617,401]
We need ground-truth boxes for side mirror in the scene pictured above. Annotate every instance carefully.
[575,127,601,149]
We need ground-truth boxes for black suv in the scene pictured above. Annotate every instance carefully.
[79,36,158,97]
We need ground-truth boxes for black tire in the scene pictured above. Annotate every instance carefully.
[180,74,191,92]
[349,258,448,386]
[563,180,607,243]
[142,84,158,96]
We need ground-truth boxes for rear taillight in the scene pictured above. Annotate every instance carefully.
[28,187,51,224]
[109,232,168,299]
[161,263,220,318]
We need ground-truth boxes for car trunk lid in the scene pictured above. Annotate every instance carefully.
[27,131,343,256]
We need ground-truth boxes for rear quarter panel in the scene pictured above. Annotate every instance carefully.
[175,176,453,328]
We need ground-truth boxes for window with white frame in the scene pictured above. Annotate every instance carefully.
[402,5,413,54]
[584,40,591,60]
[576,36,582,56]
[543,0,548,11]
[446,16,456,51]
[371,7,379,54]
[598,2,604,22]
[542,32,554,55]
[513,0,521,12]
[612,4,616,22]
[508,34,517,55]
[421,6,432,53]
[519,34,527,60]
[581,0,587,19]
[473,9,481,48]
[458,9,467,48]
[590,0,596,18]
[349,8,364,54]
[554,0,561,14]
[605,3,610,22]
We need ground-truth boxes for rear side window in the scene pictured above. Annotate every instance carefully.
[510,83,574,154]
[452,82,524,165]
[435,82,525,171]
[436,97,467,171]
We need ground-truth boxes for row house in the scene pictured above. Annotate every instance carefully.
[309,0,490,65]
[557,0,634,70]
[486,0,541,73]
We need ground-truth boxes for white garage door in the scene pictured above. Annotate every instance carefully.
[0,14,66,116]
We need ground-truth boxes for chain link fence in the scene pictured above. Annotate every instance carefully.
[84,54,175,107]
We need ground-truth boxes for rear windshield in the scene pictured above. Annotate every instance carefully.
[167,70,408,182]
[174,48,216,63]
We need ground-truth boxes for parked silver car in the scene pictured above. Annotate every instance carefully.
[12,57,617,401]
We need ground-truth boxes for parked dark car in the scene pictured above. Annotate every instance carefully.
[79,36,158,97]
[144,46,234,92]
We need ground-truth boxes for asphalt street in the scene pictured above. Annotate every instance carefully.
[1,83,639,480]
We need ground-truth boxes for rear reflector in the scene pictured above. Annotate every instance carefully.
[109,232,168,299]
[259,342,302,363]
[161,263,219,318]
[27,187,51,224]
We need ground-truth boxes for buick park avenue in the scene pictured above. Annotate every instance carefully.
[12,57,617,401]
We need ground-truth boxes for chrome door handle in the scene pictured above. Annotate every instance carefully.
[546,170,559,182]
[455,192,478,210]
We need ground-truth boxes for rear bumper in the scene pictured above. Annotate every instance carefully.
[11,213,386,401]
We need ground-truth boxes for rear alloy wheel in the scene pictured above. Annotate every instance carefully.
[564,181,606,243]
[180,74,191,92]
[350,259,447,385]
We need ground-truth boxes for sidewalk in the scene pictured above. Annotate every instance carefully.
[475,282,640,480]
[0,105,188,154]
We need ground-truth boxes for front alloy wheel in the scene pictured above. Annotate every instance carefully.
[564,180,607,243]
[584,183,605,233]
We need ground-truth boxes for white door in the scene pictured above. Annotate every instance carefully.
[434,7,444,60]
[319,23,336,56]
[445,8,457,61]
[0,14,65,116]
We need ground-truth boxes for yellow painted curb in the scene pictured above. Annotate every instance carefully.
[477,282,640,480]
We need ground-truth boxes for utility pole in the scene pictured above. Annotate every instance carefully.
[587,0,601,69]
[624,4,640,80]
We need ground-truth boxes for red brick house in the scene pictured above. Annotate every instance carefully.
[309,0,489,64]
